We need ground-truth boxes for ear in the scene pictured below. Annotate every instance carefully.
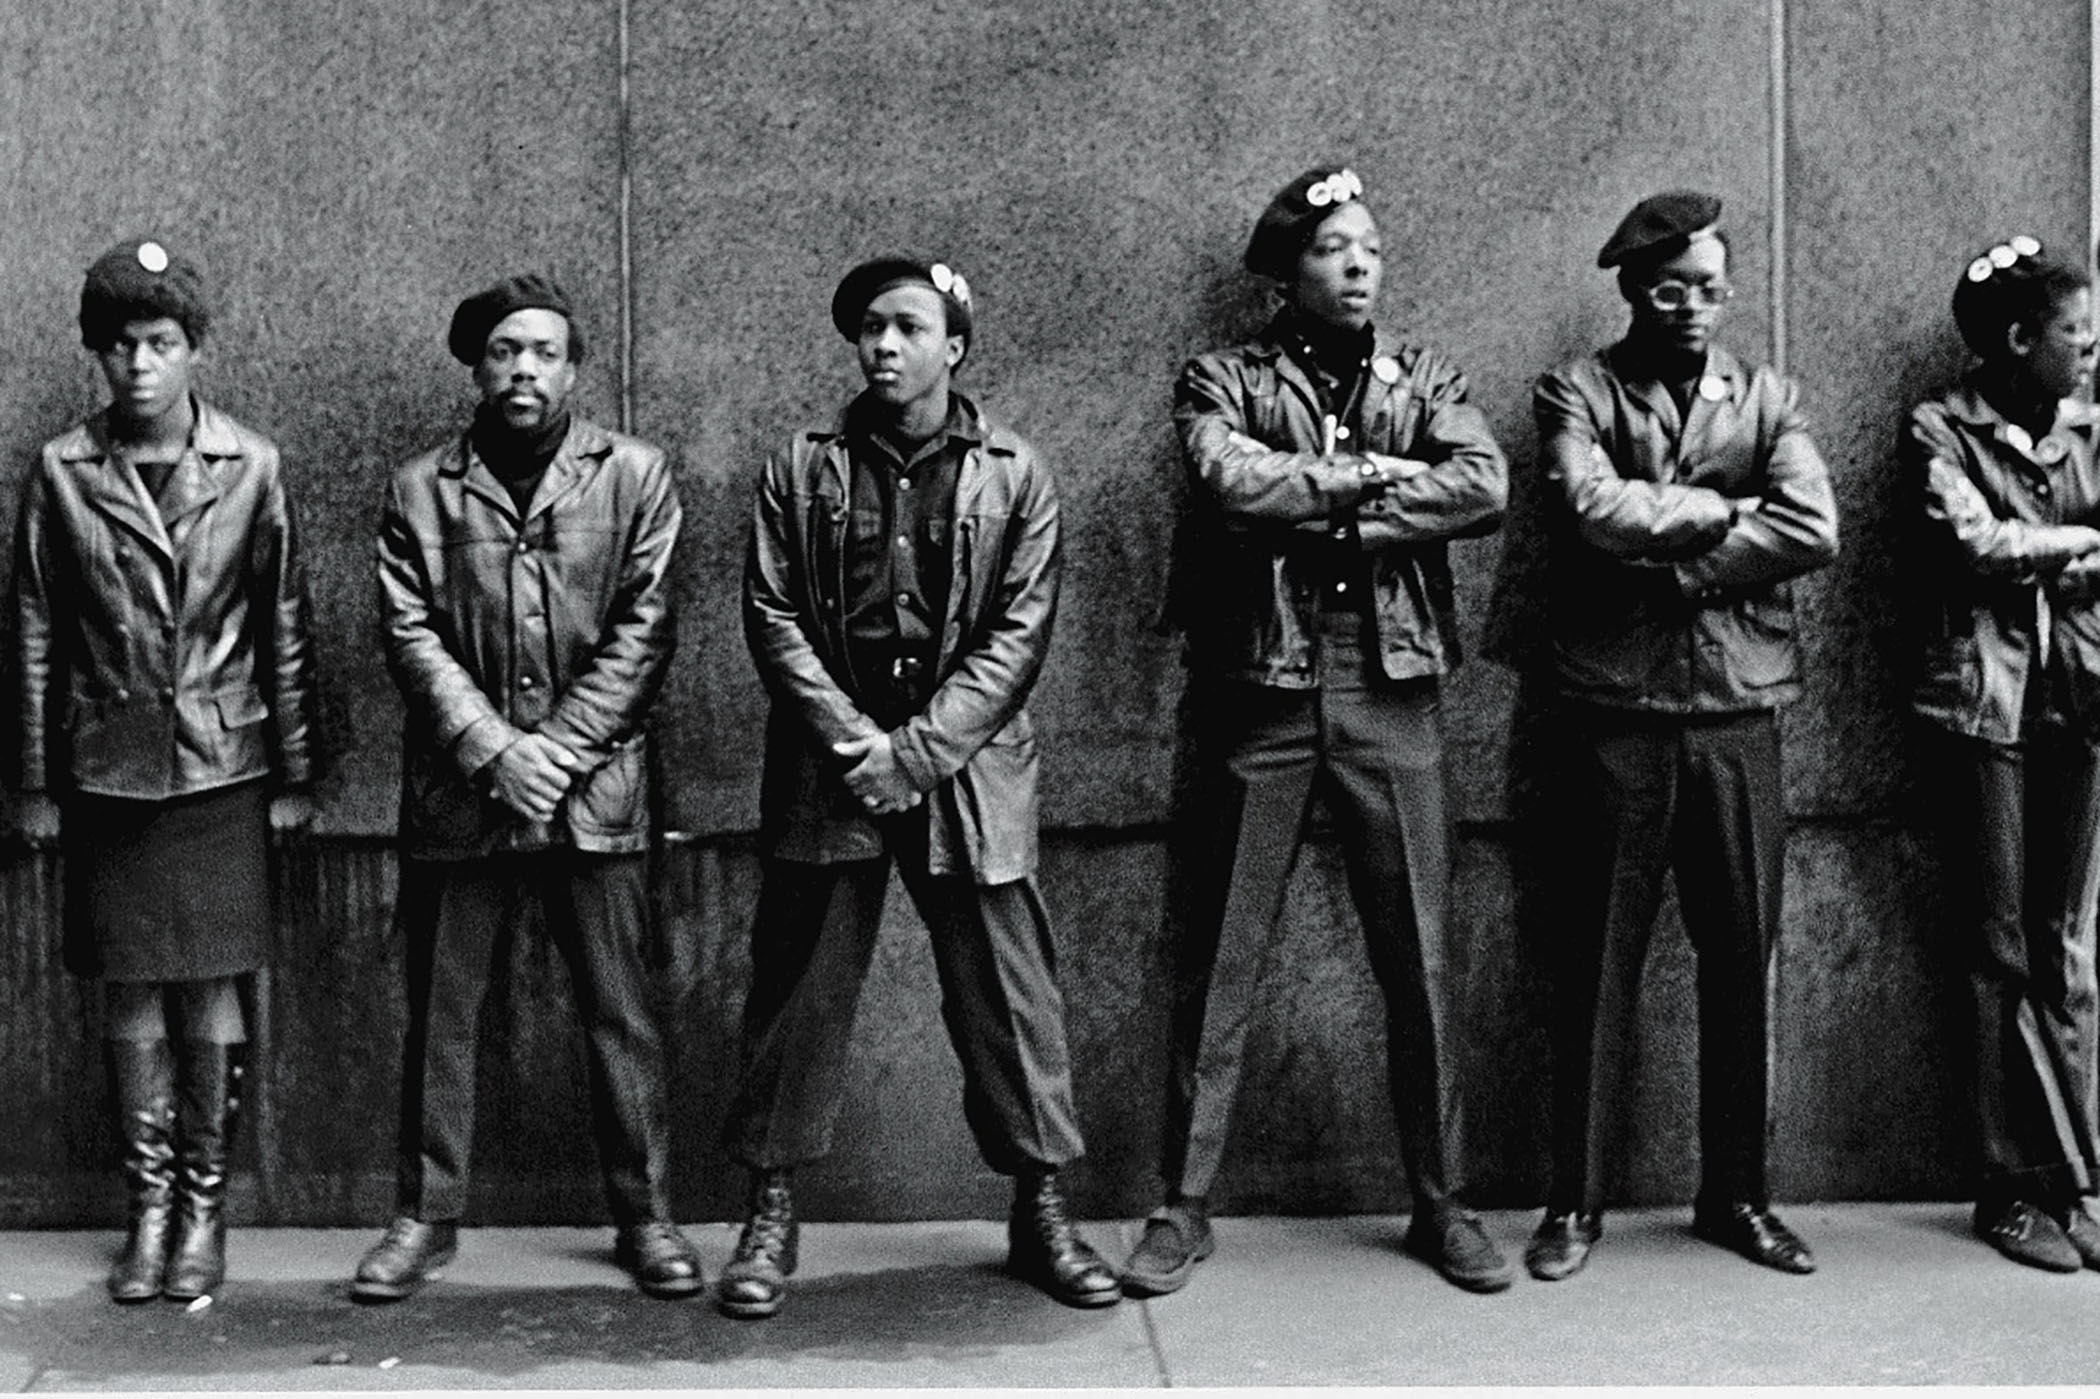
[944,335,965,370]
[2006,317,2039,361]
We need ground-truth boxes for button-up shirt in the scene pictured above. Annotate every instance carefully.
[843,394,964,718]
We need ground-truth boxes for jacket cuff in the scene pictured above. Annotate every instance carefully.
[453,714,525,779]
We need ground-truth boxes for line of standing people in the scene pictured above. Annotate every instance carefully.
[13,168,2100,1323]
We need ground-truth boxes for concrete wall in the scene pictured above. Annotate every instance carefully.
[0,0,2087,1224]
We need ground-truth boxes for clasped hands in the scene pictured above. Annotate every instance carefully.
[833,732,922,816]
[488,732,591,822]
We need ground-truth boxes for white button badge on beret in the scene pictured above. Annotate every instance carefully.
[1305,168,1364,209]
[1699,375,1728,403]
[137,241,169,274]
[1371,355,1400,385]
[929,262,972,306]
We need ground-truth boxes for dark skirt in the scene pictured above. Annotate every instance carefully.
[63,780,272,982]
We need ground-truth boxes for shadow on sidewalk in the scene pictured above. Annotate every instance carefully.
[3,1262,1118,1384]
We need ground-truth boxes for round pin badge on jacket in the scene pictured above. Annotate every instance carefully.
[1371,355,1400,385]
[1698,375,1727,402]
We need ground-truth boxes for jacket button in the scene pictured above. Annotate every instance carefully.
[116,688,131,702]
[515,539,530,554]
[158,687,174,706]
[519,675,535,689]
[2037,482,2052,497]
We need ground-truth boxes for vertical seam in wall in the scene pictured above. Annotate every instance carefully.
[617,0,635,434]
[1768,0,1788,377]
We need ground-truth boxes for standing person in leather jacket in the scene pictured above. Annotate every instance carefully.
[1123,167,1512,1297]
[1526,192,1837,1282]
[355,275,696,1303]
[12,238,318,1304]
[719,256,1118,1318]
[1905,239,2100,1273]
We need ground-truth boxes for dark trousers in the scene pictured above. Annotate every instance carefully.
[725,818,1084,1174]
[1163,619,1459,1212]
[395,851,672,1226]
[1542,706,1783,1216]
[1932,723,2100,1206]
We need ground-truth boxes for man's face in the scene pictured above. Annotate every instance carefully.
[2015,286,2098,403]
[857,284,962,411]
[1289,202,1382,332]
[474,307,577,430]
[96,317,196,426]
[1625,236,1732,356]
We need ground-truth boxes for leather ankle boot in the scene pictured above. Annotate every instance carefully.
[164,1042,246,1301]
[717,1168,798,1320]
[1007,1168,1119,1308]
[105,1040,178,1303]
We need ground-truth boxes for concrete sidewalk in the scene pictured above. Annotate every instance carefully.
[0,1204,2092,1389]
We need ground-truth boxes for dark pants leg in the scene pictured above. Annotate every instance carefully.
[540,852,674,1227]
[1161,682,1320,1200]
[1543,710,1672,1215]
[1938,728,2099,1206]
[725,856,891,1168]
[1318,639,1458,1216]
[2025,722,2100,1178]
[893,825,1085,1173]
[1671,713,1784,1211]
[1544,710,1781,1215]
[395,860,512,1222]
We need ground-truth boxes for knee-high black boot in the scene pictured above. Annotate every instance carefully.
[105,1040,178,1302]
[164,1042,246,1301]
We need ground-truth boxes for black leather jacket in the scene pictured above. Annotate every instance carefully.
[14,400,315,800]
[745,395,1057,884]
[377,416,681,858]
[1171,319,1507,686]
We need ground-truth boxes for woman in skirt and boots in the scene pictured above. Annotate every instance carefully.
[11,238,317,1302]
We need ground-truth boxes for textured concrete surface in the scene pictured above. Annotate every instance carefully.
[2,1207,2096,1388]
[0,0,2084,1224]
[0,825,1967,1226]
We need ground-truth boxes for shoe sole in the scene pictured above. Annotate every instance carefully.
[350,1249,456,1302]
[1979,1237,2081,1273]
[1691,1223,1816,1275]
[1403,1238,1514,1294]
[1120,1236,1216,1297]
[633,1274,705,1299]
[1005,1261,1122,1309]
[716,1295,784,1320]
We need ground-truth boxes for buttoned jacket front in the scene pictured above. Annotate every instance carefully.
[14,399,315,800]
[1535,343,1840,713]
[377,417,681,859]
[744,396,1058,884]
[1905,378,2100,744]
[1171,321,1507,687]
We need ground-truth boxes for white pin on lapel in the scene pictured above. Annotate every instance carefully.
[1371,355,1400,385]
[1698,375,1727,403]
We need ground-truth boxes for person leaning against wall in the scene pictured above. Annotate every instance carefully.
[357,275,697,1304]
[1525,191,1837,1283]
[722,256,1119,1319]
[10,238,319,1304]
[1903,237,2100,1274]
[1126,166,1512,1298]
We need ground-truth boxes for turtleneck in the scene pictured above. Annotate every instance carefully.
[1285,314,1375,409]
[471,404,570,513]
[1973,364,2062,442]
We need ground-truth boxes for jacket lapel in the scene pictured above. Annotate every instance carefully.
[1678,346,1745,458]
[526,419,613,521]
[158,402,237,543]
[62,414,175,562]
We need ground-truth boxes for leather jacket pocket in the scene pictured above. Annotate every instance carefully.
[215,685,269,728]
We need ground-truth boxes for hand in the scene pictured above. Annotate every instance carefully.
[1357,454,1423,496]
[268,793,315,837]
[1728,495,1765,525]
[833,732,923,816]
[487,734,586,822]
[15,793,59,851]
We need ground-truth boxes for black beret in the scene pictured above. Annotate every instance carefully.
[79,238,211,350]
[1244,166,1367,281]
[830,256,975,348]
[447,273,586,365]
[1598,190,1724,269]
